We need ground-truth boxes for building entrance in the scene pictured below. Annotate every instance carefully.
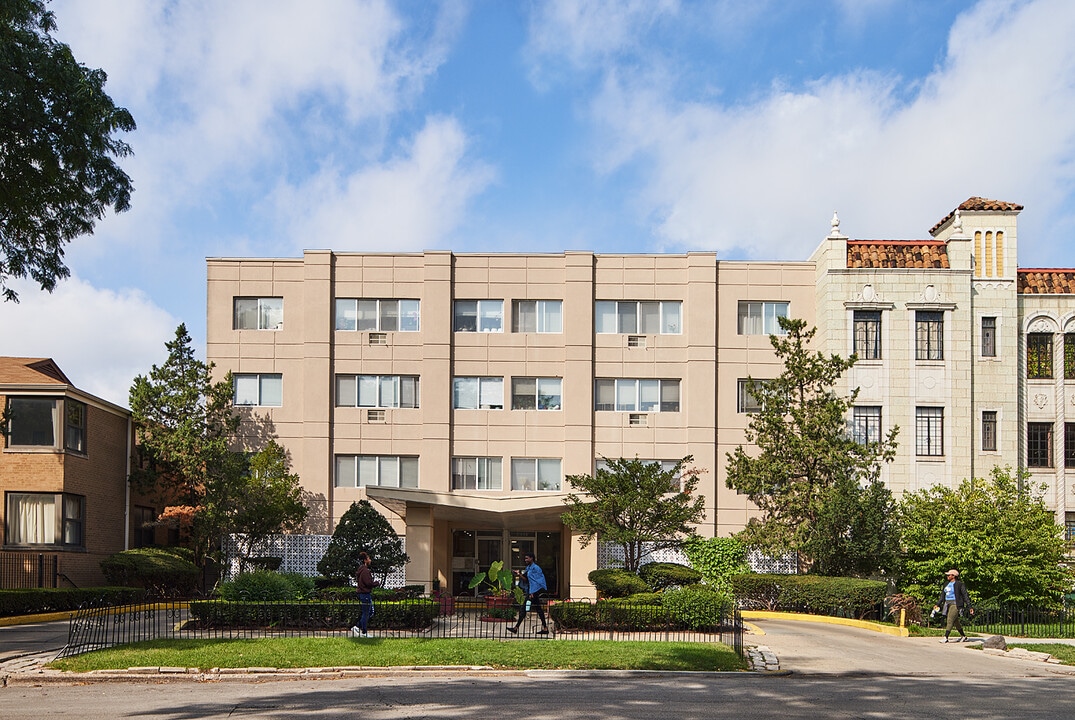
[451,529,560,597]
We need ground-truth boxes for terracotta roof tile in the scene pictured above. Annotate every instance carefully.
[929,197,1024,235]
[846,241,950,269]
[1018,269,1075,294]
[0,357,71,386]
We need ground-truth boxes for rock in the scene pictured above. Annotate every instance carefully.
[982,635,1007,651]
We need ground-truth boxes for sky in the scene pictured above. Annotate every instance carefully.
[3,0,1075,406]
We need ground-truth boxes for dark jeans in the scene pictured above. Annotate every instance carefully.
[359,592,374,633]
[513,591,547,628]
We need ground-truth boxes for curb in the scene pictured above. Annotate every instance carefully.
[741,611,909,637]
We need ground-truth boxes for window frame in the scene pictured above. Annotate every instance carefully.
[334,299,421,332]
[915,311,944,361]
[233,297,283,331]
[982,410,998,453]
[453,300,504,333]
[510,458,562,492]
[1027,332,1054,379]
[335,374,419,409]
[5,396,58,448]
[451,457,503,490]
[851,406,882,445]
[512,300,563,334]
[233,373,283,407]
[981,316,997,358]
[334,455,419,488]
[5,492,85,547]
[737,301,789,336]
[594,378,680,412]
[915,406,944,457]
[853,310,882,360]
[1065,334,1075,380]
[595,300,682,335]
[1027,422,1054,468]
[511,377,562,410]
[736,379,766,413]
[453,377,504,410]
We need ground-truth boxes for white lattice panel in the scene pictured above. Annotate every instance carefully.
[222,534,407,587]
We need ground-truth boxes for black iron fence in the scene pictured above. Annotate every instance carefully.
[0,552,58,589]
[61,596,743,659]
[925,603,1075,639]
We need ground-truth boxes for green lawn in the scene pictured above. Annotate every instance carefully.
[48,637,745,673]
[1008,644,1075,665]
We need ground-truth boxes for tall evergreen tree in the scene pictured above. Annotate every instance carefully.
[318,500,409,585]
[725,317,899,573]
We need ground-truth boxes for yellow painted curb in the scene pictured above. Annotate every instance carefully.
[742,610,909,637]
[743,621,765,636]
[0,602,188,628]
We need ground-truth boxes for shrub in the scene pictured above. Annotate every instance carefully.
[638,562,703,590]
[682,537,749,591]
[0,587,146,616]
[99,548,200,597]
[663,586,733,630]
[186,598,438,630]
[216,570,313,601]
[588,568,650,597]
[730,574,887,618]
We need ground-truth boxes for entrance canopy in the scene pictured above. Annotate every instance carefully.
[364,487,569,529]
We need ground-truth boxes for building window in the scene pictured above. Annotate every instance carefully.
[512,300,563,333]
[981,317,997,358]
[1066,334,1075,380]
[64,400,86,453]
[982,411,998,452]
[1027,333,1053,379]
[1066,512,1075,543]
[335,298,419,332]
[511,458,562,491]
[335,455,419,488]
[736,379,767,413]
[336,375,419,408]
[594,379,680,412]
[851,406,882,445]
[511,377,562,410]
[453,377,504,409]
[5,492,84,547]
[5,397,57,447]
[132,505,156,548]
[233,374,283,407]
[234,297,283,330]
[737,301,789,335]
[451,457,502,490]
[915,311,943,360]
[1028,422,1054,467]
[595,301,681,334]
[454,300,503,332]
[915,407,944,456]
[853,311,881,360]
[1066,423,1075,468]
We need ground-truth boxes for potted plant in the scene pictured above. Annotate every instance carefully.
[432,587,455,616]
[467,560,524,615]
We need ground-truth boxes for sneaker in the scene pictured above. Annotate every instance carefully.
[361,632,369,638]
[960,636,970,642]
[536,628,549,635]
[939,638,949,643]
[506,626,518,634]
[350,626,361,637]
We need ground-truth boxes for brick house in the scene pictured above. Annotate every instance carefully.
[0,357,160,588]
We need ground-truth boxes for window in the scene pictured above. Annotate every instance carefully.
[915,407,944,456]
[982,411,998,452]
[1066,424,1075,468]
[451,457,502,490]
[5,397,56,447]
[1066,334,1075,380]
[915,311,944,360]
[453,377,504,409]
[736,379,767,413]
[335,455,419,488]
[1028,422,1054,467]
[595,301,682,334]
[594,379,680,412]
[1028,333,1053,379]
[454,300,503,332]
[234,297,283,330]
[335,299,420,332]
[511,458,562,491]
[64,400,86,453]
[1067,512,1075,544]
[5,492,84,546]
[511,377,562,410]
[132,505,156,548]
[512,300,563,333]
[335,375,419,408]
[737,301,789,335]
[233,374,283,406]
[851,406,882,445]
[596,458,682,491]
[981,317,997,358]
[853,311,881,360]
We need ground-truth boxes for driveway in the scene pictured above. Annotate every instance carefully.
[749,618,1075,677]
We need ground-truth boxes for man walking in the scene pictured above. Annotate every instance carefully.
[507,553,549,635]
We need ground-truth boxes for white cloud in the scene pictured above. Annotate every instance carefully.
[275,116,496,251]
[0,278,178,407]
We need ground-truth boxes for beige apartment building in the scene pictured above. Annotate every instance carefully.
[206,197,1075,597]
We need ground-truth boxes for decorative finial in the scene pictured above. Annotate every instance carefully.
[952,208,963,234]
[831,211,840,232]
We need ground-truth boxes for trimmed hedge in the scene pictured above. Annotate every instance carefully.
[550,592,731,632]
[588,569,650,598]
[187,598,439,630]
[100,548,200,597]
[216,571,316,601]
[661,586,734,630]
[638,562,703,590]
[730,574,887,618]
[0,587,146,617]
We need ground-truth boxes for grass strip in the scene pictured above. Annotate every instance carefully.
[49,637,744,673]
[1007,643,1075,665]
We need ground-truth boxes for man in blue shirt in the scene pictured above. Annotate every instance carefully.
[507,553,549,635]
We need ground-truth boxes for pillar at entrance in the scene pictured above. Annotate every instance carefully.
[568,529,598,599]
[405,505,434,592]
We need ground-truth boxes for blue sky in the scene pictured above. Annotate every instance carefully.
[3,0,1075,404]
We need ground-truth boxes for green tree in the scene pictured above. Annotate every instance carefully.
[811,475,901,577]
[204,441,308,573]
[682,536,750,592]
[725,317,899,573]
[1,0,135,302]
[561,456,706,573]
[129,324,238,507]
[898,466,1074,606]
[317,500,409,585]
